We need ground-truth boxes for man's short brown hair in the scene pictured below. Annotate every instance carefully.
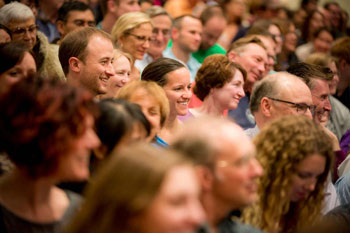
[287,62,333,90]
[331,37,350,63]
[59,27,112,75]
[227,35,266,55]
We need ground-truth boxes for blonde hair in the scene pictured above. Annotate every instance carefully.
[64,143,188,233]
[113,49,133,67]
[111,12,152,47]
[306,52,337,68]
[242,116,333,233]
[116,80,169,127]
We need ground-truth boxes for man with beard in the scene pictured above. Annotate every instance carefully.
[192,6,227,64]
[59,27,115,96]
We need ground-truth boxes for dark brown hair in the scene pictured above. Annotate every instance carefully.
[141,57,185,87]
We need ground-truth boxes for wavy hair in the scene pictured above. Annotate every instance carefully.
[242,116,333,233]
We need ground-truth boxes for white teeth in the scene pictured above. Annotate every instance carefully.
[100,77,109,83]
[179,101,189,105]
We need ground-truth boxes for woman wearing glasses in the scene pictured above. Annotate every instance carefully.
[111,12,153,80]
[0,2,65,81]
[135,6,172,73]
[242,116,333,233]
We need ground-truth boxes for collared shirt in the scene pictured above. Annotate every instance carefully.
[135,53,154,73]
[163,47,201,82]
[228,95,256,129]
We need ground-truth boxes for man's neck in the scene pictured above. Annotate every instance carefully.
[201,193,235,233]
[101,14,118,34]
[171,43,191,63]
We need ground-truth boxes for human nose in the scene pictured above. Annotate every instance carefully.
[305,179,317,192]
[106,63,115,76]
[183,87,192,99]
[87,127,101,150]
[258,62,265,75]
[324,97,331,111]
[186,200,205,228]
[23,29,31,39]
[304,108,313,120]
[121,74,129,84]
[238,86,245,98]
[143,39,150,48]
[250,158,263,177]
[194,33,201,43]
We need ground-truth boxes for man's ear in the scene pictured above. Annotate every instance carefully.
[227,50,237,62]
[171,27,179,41]
[195,166,214,192]
[56,20,65,36]
[68,57,82,73]
[260,97,273,117]
[339,59,348,72]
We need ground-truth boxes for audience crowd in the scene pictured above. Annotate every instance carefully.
[0,0,349,232]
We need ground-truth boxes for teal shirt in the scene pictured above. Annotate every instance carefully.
[193,43,226,63]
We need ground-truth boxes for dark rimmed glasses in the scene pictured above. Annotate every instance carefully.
[267,97,316,115]
[126,32,155,44]
[10,24,38,36]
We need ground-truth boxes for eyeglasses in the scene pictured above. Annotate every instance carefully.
[267,97,316,115]
[10,24,38,36]
[126,32,155,44]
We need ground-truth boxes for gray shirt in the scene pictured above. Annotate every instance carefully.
[0,190,82,233]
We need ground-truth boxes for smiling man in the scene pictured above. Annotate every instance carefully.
[172,116,263,233]
[163,15,202,81]
[246,72,314,138]
[227,36,268,129]
[59,27,115,96]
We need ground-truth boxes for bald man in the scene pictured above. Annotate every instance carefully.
[247,72,314,138]
[171,116,263,233]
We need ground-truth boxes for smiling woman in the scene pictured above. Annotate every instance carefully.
[191,54,246,117]
[111,12,153,80]
[0,74,100,233]
[242,116,333,233]
[0,41,36,96]
[142,58,191,146]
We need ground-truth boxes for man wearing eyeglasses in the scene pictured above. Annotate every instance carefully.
[172,116,263,233]
[246,72,314,138]
[55,1,96,44]
[135,6,173,73]
[0,2,65,81]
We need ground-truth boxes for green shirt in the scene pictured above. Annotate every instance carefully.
[193,43,226,63]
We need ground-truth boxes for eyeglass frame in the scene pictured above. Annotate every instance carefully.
[125,32,155,44]
[10,24,38,36]
[267,97,316,115]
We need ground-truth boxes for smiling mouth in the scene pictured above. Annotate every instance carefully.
[100,76,109,84]
[178,100,189,106]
